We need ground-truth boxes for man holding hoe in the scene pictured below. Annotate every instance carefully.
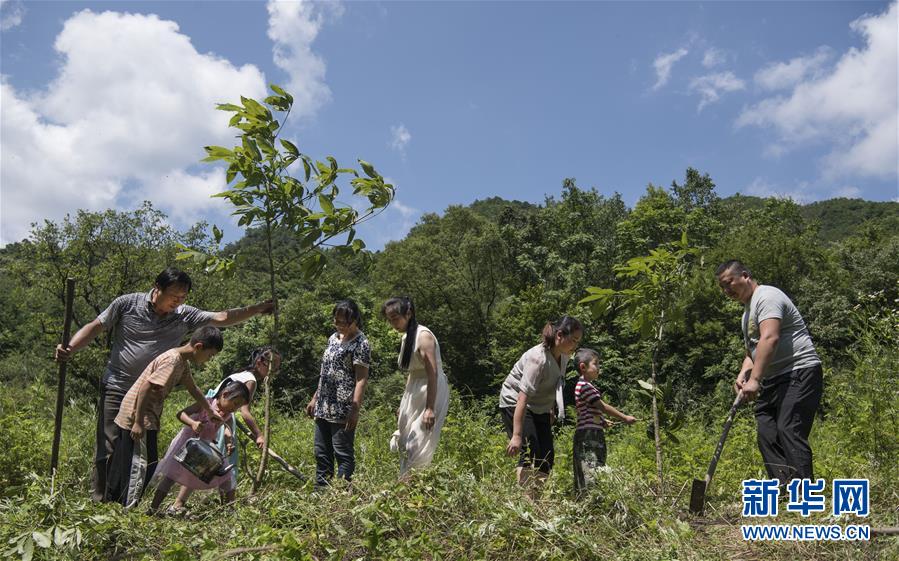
[55,267,274,502]
[716,260,824,486]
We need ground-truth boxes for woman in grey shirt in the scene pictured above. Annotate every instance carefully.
[500,316,582,496]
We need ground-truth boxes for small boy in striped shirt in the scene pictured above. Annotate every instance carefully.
[573,348,636,498]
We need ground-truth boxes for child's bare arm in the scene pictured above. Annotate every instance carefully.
[223,423,235,454]
[177,403,204,433]
[130,379,162,440]
[183,373,223,423]
[239,404,265,447]
[599,400,636,424]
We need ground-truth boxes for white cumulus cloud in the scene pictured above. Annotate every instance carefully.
[390,124,411,156]
[744,177,813,203]
[266,0,343,120]
[652,48,688,90]
[737,2,898,181]
[0,0,24,30]
[689,71,746,111]
[754,46,833,91]
[0,9,268,244]
[702,47,726,68]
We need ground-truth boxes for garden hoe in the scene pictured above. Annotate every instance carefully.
[689,373,748,515]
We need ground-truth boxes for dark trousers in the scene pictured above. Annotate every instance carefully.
[313,419,355,486]
[92,371,129,502]
[105,427,158,507]
[573,428,607,496]
[754,364,823,484]
[500,407,554,474]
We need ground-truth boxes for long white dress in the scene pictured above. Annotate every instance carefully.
[394,325,450,477]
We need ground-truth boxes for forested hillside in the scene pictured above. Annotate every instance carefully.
[1,169,897,560]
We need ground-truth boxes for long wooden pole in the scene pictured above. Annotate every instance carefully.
[50,278,75,476]
[252,216,277,494]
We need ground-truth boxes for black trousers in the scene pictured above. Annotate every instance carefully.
[754,364,823,484]
[313,419,355,486]
[500,407,554,474]
[105,427,158,507]
[92,370,130,502]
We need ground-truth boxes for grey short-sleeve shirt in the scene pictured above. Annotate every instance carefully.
[499,344,568,414]
[98,290,215,390]
[743,285,820,381]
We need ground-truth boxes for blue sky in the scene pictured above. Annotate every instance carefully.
[1,1,896,247]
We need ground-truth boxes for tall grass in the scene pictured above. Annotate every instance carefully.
[2,352,897,560]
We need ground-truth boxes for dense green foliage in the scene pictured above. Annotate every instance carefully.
[1,169,897,559]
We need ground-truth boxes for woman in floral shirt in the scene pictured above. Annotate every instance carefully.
[305,300,371,487]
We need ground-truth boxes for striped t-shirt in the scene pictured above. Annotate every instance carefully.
[574,377,606,431]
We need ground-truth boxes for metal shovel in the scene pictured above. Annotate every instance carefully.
[689,380,747,515]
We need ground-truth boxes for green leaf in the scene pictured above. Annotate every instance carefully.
[578,293,608,304]
[202,145,233,162]
[32,532,51,549]
[212,225,223,244]
[241,96,269,118]
[242,137,262,161]
[359,159,378,178]
[280,139,300,157]
[318,195,335,215]
[216,103,243,112]
[258,136,276,157]
[637,379,655,391]
[270,84,287,96]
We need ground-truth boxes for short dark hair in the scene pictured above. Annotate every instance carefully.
[573,348,600,373]
[333,299,363,330]
[217,379,251,404]
[155,267,192,292]
[715,260,751,278]
[190,325,224,351]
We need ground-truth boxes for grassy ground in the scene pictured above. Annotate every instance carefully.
[1,372,897,560]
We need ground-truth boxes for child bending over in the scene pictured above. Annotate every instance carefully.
[150,380,251,513]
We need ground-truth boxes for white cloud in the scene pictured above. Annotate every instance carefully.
[389,124,411,156]
[266,0,343,120]
[689,71,746,111]
[833,185,861,199]
[353,191,420,249]
[744,177,813,203]
[702,47,726,68]
[754,46,833,91]
[0,0,24,30]
[0,10,268,244]
[737,2,898,181]
[652,48,688,90]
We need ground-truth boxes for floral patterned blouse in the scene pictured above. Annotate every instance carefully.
[314,331,371,422]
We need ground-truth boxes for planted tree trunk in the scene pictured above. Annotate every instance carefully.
[252,218,278,494]
[651,314,665,493]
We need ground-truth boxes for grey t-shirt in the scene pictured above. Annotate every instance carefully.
[97,290,215,391]
[742,285,820,381]
[499,344,568,414]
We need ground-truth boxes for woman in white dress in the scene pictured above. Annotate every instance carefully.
[382,297,450,478]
